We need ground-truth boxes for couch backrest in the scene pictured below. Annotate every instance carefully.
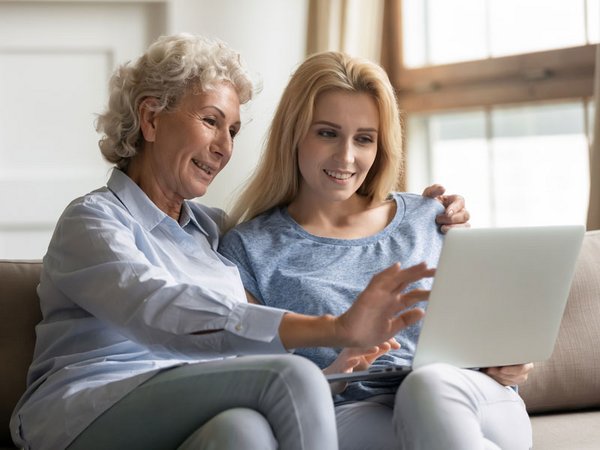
[520,230,600,414]
[0,260,42,447]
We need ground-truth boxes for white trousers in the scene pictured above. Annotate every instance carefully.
[68,354,338,450]
[336,363,532,450]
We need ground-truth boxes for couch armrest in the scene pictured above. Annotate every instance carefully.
[0,260,43,447]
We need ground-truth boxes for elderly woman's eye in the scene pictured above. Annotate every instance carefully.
[203,117,217,126]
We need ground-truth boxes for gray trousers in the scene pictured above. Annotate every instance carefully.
[68,354,338,450]
[336,363,533,450]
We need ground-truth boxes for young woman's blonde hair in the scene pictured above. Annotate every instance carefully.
[96,33,254,170]
[227,51,403,229]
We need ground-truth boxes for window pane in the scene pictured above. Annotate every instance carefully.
[490,103,589,226]
[402,0,487,67]
[402,0,594,67]
[427,0,487,65]
[489,0,586,56]
[401,0,427,67]
[406,111,493,227]
[430,112,493,226]
[405,102,590,227]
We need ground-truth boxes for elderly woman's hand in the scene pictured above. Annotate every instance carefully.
[336,262,434,348]
[278,263,433,352]
[422,184,470,234]
[482,363,535,386]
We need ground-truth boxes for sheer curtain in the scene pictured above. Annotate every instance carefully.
[587,43,600,231]
[306,0,385,62]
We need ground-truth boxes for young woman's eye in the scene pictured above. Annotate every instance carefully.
[317,129,337,138]
[356,135,375,144]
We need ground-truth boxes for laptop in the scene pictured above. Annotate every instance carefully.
[326,225,585,385]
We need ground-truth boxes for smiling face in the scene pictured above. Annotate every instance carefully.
[133,82,241,216]
[295,89,379,206]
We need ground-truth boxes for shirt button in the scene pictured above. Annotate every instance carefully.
[235,324,243,331]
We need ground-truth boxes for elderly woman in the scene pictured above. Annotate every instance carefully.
[9,34,452,450]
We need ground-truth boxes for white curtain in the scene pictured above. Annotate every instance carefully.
[588,43,600,231]
[306,0,385,62]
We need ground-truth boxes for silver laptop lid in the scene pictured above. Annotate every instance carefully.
[412,225,585,369]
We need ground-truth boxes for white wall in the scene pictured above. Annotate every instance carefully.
[0,1,167,259]
[0,0,308,258]
[168,0,309,210]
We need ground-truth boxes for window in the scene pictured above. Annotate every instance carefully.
[389,0,597,227]
[407,101,592,227]
[403,0,598,67]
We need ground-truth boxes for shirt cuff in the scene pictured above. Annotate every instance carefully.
[224,302,289,353]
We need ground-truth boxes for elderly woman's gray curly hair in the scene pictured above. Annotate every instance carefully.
[96,33,255,170]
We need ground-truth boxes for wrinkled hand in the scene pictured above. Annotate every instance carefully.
[422,184,470,234]
[335,262,434,348]
[482,363,535,386]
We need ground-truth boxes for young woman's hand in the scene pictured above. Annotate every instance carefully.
[422,184,470,233]
[482,363,535,386]
[323,338,400,394]
[323,338,401,375]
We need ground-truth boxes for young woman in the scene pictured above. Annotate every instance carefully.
[220,51,533,450]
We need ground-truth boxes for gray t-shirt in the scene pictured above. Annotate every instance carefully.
[219,192,445,403]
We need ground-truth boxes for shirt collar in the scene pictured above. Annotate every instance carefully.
[106,168,170,231]
[106,168,207,235]
[179,201,201,230]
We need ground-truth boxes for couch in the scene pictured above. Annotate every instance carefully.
[1,231,599,449]
[518,229,600,449]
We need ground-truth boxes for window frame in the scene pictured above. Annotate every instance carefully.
[382,1,597,114]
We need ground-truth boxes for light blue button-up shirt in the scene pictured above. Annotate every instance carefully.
[10,169,287,450]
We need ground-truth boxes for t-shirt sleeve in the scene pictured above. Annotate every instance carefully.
[219,230,265,304]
